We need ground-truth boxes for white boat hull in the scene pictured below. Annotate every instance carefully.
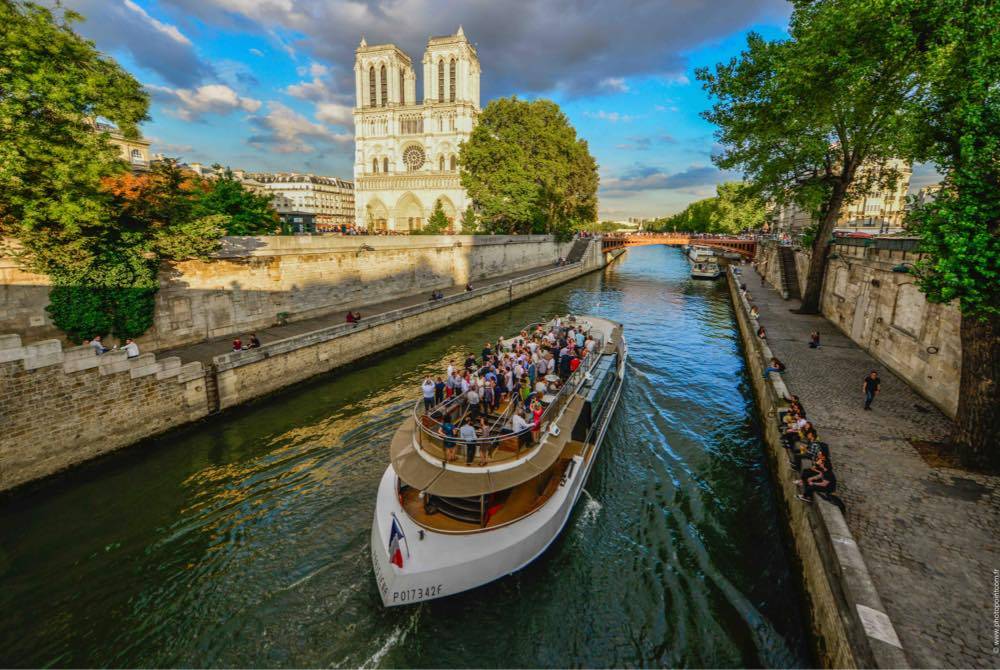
[371,360,624,607]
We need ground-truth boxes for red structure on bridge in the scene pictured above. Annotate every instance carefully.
[601,234,757,258]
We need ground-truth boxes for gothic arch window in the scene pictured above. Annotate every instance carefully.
[439,155,445,171]
[399,71,405,105]
[372,158,378,173]
[383,156,389,173]
[438,59,445,102]
[450,155,457,170]
[380,65,387,106]
[368,66,376,107]
[449,59,456,102]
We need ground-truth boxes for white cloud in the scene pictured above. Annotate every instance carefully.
[249,47,264,57]
[122,0,191,45]
[662,72,691,85]
[149,84,262,120]
[584,110,635,123]
[600,77,629,93]
[248,102,352,153]
[315,102,354,127]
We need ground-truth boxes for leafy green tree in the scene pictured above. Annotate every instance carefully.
[460,206,478,234]
[460,97,598,237]
[414,199,451,235]
[713,182,767,234]
[697,0,926,312]
[194,168,279,235]
[904,0,999,469]
[0,0,149,277]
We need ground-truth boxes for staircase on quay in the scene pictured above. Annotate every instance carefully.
[778,246,801,300]
[565,238,592,264]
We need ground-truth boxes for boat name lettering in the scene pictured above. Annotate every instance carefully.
[371,544,389,597]
[392,584,444,603]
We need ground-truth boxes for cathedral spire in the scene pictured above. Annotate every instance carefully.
[456,25,464,37]
[359,35,367,47]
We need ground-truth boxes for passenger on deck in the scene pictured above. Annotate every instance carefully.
[460,419,478,465]
[439,419,457,462]
[421,377,436,413]
[466,386,481,420]
[511,410,532,449]
[434,376,446,405]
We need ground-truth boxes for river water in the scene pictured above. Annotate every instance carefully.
[0,246,810,668]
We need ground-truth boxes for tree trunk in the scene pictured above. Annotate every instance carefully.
[798,183,849,313]
[955,310,1000,471]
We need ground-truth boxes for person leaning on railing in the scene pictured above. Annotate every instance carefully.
[511,410,532,449]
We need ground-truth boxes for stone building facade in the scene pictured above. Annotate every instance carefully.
[353,27,480,231]
[772,158,913,235]
[241,172,355,232]
[94,121,151,172]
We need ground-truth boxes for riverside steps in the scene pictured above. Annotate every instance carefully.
[735,265,1000,668]
[0,240,623,493]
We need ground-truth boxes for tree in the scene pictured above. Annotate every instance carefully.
[415,199,450,235]
[697,0,926,312]
[0,0,149,278]
[459,206,478,234]
[460,97,598,239]
[905,0,999,469]
[193,169,279,235]
[648,182,766,234]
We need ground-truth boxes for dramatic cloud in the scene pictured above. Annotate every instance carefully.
[602,165,733,193]
[149,84,261,120]
[60,0,213,87]
[248,102,352,154]
[315,103,355,128]
[156,0,790,98]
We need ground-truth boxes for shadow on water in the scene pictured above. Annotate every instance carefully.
[0,246,810,668]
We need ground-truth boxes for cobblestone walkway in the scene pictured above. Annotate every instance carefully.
[748,266,1000,668]
[158,265,562,366]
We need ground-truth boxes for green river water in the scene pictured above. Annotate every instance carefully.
[0,246,810,668]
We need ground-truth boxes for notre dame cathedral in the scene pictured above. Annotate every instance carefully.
[353,27,480,231]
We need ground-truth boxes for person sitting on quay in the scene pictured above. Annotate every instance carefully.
[809,330,821,349]
[345,311,356,324]
[123,338,140,358]
[762,356,786,380]
[248,333,261,349]
[796,452,837,503]
[89,335,109,355]
[465,282,474,292]
[750,305,760,319]
[757,325,767,340]
[791,431,826,471]
[232,337,243,352]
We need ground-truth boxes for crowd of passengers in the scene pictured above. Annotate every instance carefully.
[420,318,599,466]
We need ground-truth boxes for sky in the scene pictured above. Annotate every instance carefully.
[58,0,937,220]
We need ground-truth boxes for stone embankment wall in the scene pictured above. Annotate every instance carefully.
[0,336,208,492]
[755,240,960,417]
[0,235,574,352]
[727,269,908,669]
[0,241,619,492]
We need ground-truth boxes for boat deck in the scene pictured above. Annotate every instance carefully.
[400,439,590,533]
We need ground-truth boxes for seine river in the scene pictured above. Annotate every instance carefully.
[0,246,810,668]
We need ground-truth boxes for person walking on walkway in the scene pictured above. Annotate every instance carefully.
[863,370,881,411]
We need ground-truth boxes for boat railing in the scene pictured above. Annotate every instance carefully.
[409,328,605,468]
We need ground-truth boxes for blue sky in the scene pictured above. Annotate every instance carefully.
[60,1,812,219]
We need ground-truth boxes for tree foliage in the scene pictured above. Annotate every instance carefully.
[193,168,279,236]
[414,198,451,235]
[460,97,598,238]
[0,2,234,342]
[697,0,928,311]
[650,182,766,234]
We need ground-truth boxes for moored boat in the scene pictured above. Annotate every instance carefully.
[688,245,722,279]
[371,315,626,606]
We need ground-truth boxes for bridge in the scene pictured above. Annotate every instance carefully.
[601,234,757,258]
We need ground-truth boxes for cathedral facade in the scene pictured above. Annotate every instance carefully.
[353,27,480,231]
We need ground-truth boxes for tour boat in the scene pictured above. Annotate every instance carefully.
[371,315,626,606]
[687,245,722,279]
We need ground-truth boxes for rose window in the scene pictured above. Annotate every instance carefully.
[403,146,425,171]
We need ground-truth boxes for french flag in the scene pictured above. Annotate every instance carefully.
[388,516,406,568]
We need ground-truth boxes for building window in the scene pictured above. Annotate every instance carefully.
[400,71,405,105]
[450,155,457,170]
[449,59,456,102]
[372,158,378,173]
[438,59,444,102]
[403,145,425,171]
[383,157,389,173]
[380,65,387,106]
[369,66,376,107]
[130,148,143,163]
[439,155,445,171]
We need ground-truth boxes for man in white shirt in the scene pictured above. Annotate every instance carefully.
[123,338,140,358]
[459,419,479,464]
[466,387,480,418]
[511,410,532,449]
[421,377,436,413]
